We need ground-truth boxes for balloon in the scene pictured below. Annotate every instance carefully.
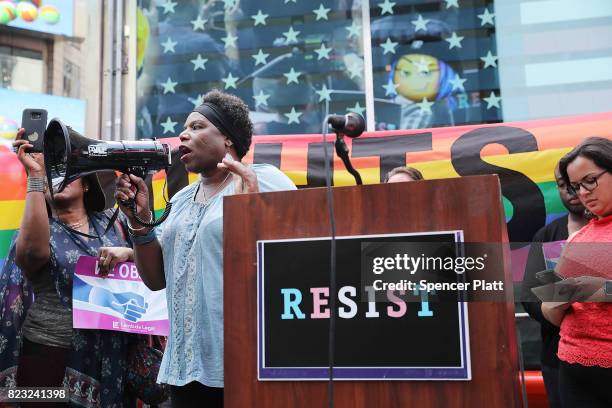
[0,1,17,25]
[40,4,60,24]
[17,1,37,22]
[0,116,19,141]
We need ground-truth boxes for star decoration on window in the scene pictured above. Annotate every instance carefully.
[284,107,303,124]
[191,54,208,71]
[159,0,177,15]
[348,62,363,79]
[483,92,501,109]
[347,102,366,116]
[191,16,207,31]
[313,4,331,21]
[222,72,239,89]
[161,37,177,54]
[283,67,302,84]
[411,15,430,32]
[378,0,396,15]
[253,90,271,107]
[188,94,204,108]
[444,32,464,49]
[477,8,495,26]
[449,74,467,91]
[445,0,459,8]
[413,57,430,73]
[346,21,361,39]
[381,37,398,54]
[480,51,498,68]
[382,82,398,96]
[417,98,435,113]
[251,10,269,26]
[315,43,332,60]
[161,117,177,134]
[252,49,270,66]
[222,32,238,49]
[315,84,333,102]
[161,77,178,94]
[283,26,300,44]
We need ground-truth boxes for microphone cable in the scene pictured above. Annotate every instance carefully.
[321,99,338,408]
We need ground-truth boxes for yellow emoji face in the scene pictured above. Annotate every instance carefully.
[393,54,440,102]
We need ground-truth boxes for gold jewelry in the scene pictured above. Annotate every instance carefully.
[200,172,232,204]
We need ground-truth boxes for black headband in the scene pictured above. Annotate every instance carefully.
[193,102,249,157]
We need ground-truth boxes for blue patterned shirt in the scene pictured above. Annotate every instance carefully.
[155,164,296,387]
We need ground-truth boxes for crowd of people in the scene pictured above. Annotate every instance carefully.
[0,89,610,407]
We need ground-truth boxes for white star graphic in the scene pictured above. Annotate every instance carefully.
[285,0,297,3]
[449,74,467,91]
[191,54,208,71]
[480,51,498,68]
[223,0,236,9]
[161,117,177,134]
[483,92,501,109]
[161,37,177,54]
[413,57,430,73]
[222,72,239,89]
[313,4,331,21]
[315,43,332,60]
[347,102,366,116]
[251,10,268,26]
[252,49,270,66]
[191,16,207,31]
[382,82,398,96]
[315,84,333,102]
[346,21,361,39]
[222,32,238,49]
[188,94,204,108]
[445,0,459,8]
[283,67,302,84]
[283,26,300,44]
[161,77,177,94]
[284,107,302,124]
[159,0,177,14]
[378,0,396,15]
[253,90,271,107]
[348,62,363,79]
[477,8,495,26]
[417,98,435,113]
[411,15,430,32]
[445,32,464,49]
[381,37,398,54]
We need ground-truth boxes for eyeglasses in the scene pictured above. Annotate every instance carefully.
[567,170,608,197]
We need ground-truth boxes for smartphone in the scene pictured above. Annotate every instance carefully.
[535,269,563,284]
[21,109,48,152]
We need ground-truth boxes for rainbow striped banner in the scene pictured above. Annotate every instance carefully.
[3,112,612,279]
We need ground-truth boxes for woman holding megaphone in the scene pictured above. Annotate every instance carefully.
[0,129,137,407]
[114,90,296,407]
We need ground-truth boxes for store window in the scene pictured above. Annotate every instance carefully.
[0,45,44,93]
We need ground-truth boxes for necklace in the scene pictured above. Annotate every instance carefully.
[66,218,87,229]
[198,172,232,204]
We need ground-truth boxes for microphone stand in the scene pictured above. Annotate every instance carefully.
[334,132,363,185]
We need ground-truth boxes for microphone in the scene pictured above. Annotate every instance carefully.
[327,113,365,138]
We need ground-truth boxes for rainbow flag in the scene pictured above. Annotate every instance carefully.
[3,112,612,279]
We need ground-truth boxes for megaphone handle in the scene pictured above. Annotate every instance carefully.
[122,196,172,228]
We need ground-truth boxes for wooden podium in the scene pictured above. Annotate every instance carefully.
[224,175,521,407]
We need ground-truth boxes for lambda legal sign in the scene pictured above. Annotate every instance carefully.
[257,231,471,381]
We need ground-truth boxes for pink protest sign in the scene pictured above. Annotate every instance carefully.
[73,256,169,335]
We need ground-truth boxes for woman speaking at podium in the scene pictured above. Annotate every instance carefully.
[542,137,612,408]
[115,90,295,407]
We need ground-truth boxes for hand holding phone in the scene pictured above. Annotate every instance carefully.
[21,109,48,153]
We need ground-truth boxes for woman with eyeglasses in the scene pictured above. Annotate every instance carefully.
[541,137,612,408]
